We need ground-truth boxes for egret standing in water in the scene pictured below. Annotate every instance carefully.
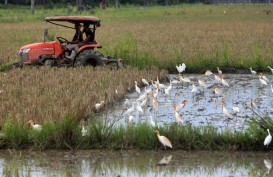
[154,130,172,149]
[135,81,141,94]
[264,129,272,147]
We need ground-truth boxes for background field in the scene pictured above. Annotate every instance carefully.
[1,4,273,71]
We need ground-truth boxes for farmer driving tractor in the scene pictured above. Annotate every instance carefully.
[65,22,95,61]
[64,23,83,61]
[17,16,123,69]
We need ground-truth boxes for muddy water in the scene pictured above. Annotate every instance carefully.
[0,150,273,177]
[99,74,273,130]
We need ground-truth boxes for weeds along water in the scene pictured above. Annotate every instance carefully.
[1,115,272,151]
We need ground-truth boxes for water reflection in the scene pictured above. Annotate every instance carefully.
[1,150,273,177]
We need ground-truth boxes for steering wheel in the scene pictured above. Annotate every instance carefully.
[56,37,69,44]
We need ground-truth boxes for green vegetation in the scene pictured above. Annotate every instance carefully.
[1,115,272,150]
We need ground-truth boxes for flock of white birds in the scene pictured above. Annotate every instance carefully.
[96,63,273,149]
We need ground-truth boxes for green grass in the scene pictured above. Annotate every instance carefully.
[1,115,272,151]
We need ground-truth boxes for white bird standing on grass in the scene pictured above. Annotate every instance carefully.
[80,119,88,137]
[154,130,172,149]
[264,129,272,147]
[27,120,42,131]
[95,101,105,111]
[142,77,149,86]
[217,67,222,75]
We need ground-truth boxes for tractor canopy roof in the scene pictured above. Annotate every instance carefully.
[45,16,101,28]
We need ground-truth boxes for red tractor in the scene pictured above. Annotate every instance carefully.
[16,16,122,68]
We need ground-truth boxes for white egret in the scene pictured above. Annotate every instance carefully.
[259,75,268,86]
[80,119,88,136]
[154,130,172,149]
[250,99,257,109]
[191,82,198,93]
[124,99,130,108]
[95,101,105,111]
[261,74,269,83]
[217,67,222,75]
[267,66,273,74]
[221,75,229,87]
[136,93,147,102]
[153,88,158,98]
[221,99,233,119]
[264,129,272,147]
[149,116,156,127]
[140,94,149,107]
[213,74,222,82]
[198,79,207,88]
[136,103,143,113]
[128,115,134,123]
[135,81,141,94]
[142,77,149,86]
[174,111,183,123]
[179,75,191,83]
[271,85,273,93]
[171,79,180,84]
[173,100,187,112]
[214,87,221,96]
[204,70,213,76]
[250,67,256,75]
[164,81,172,95]
[232,106,240,114]
[27,120,42,131]
[81,126,87,137]
[123,103,135,116]
[176,63,186,74]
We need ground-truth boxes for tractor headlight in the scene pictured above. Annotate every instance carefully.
[19,48,31,54]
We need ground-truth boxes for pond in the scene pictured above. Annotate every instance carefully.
[0,150,272,177]
[98,74,273,130]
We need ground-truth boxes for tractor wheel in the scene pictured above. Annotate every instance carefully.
[44,60,54,66]
[73,49,105,67]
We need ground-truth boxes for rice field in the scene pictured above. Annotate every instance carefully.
[0,4,273,150]
[1,5,273,70]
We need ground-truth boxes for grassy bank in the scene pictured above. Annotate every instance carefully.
[1,5,273,71]
[1,115,272,150]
